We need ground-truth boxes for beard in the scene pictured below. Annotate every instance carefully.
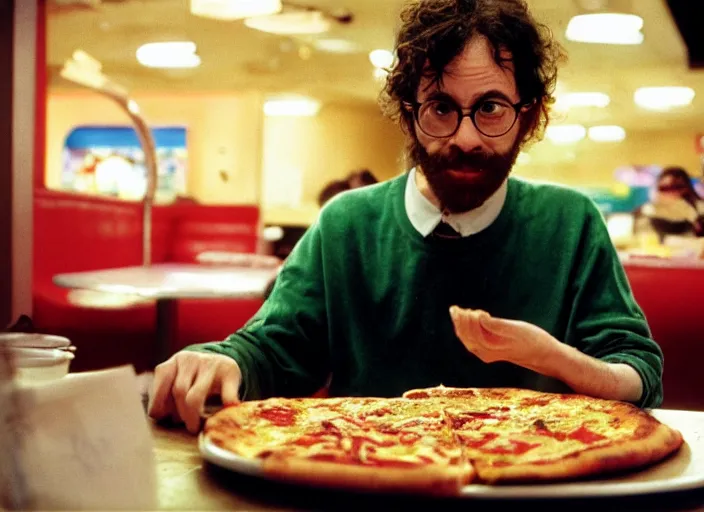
[410,138,521,214]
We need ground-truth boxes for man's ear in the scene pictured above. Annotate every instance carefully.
[517,101,541,143]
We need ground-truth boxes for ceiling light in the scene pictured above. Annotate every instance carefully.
[244,10,330,35]
[369,49,394,69]
[136,42,201,69]
[634,86,695,111]
[314,38,360,54]
[588,125,626,142]
[554,92,610,111]
[546,125,587,145]
[190,0,281,20]
[264,97,321,117]
[566,13,644,45]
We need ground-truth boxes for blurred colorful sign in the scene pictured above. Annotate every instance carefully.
[613,164,661,188]
[61,125,188,202]
[575,184,651,214]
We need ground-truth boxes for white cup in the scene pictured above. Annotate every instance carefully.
[0,333,75,383]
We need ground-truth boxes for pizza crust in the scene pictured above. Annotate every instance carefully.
[473,421,684,483]
[260,455,475,495]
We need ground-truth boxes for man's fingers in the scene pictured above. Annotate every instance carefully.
[148,359,178,420]
[219,363,242,405]
[450,306,483,345]
[172,356,199,431]
[478,314,521,339]
[183,363,219,432]
[148,352,242,434]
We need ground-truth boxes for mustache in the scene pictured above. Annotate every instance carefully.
[412,145,515,174]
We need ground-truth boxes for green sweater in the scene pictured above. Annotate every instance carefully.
[191,173,663,408]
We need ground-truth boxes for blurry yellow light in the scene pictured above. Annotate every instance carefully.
[369,49,394,69]
[190,0,281,20]
[516,152,531,165]
[634,86,695,111]
[566,13,644,45]
[554,92,610,111]
[136,42,201,69]
[546,125,587,145]
[264,96,321,117]
[588,125,626,142]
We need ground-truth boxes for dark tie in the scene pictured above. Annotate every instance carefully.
[432,221,461,239]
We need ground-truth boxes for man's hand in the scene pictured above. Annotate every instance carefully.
[450,306,560,371]
[449,306,643,403]
[148,352,241,434]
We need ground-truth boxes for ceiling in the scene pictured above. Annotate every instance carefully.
[46,0,704,133]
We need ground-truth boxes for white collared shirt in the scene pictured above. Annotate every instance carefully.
[404,167,508,237]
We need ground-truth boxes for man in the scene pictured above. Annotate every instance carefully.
[637,166,704,241]
[150,0,663,434]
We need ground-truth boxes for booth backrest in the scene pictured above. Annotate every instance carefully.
[624,260,704,411]
[34,188,261,286]
[166,203,260,262]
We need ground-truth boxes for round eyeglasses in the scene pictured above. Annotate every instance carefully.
[408,97,527,139]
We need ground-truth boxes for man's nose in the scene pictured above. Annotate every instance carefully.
[449,116,484,153]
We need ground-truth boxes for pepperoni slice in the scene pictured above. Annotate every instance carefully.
[568,425,608,444]
[259,406,297,426]
[461,432,500,449]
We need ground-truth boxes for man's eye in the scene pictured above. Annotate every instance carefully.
[432,101,454,116]
[478,101,508,116]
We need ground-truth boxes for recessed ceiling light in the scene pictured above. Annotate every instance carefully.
[588,125,626,142]
[546,125,587,145]
[634,86,695,111]
[554,92,610,111]
[314,38,360,54]
[244,10,331,35]
[566,13,644,45]
[264,96,321,117]
[190,0,282,20]
[136,42,201,69]
[369,49,394,69]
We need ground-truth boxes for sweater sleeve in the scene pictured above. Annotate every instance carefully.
[564,198,664,409]
[185,224,330,400]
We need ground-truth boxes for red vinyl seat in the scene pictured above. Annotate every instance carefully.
[624,260,704,411]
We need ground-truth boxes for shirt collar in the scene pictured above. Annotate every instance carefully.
[404,167,508,238]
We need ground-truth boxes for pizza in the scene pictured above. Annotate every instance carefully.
[203,386,684,495]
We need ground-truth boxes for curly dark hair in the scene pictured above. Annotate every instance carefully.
[380,0,565,148]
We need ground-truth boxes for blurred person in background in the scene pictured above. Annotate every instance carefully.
[264,169,381,299]
[317,170,379,207]
[636,167,704,241]
[346,169,379,189]
[317,179,351,208]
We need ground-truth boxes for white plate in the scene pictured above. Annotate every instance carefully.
[199,409,704,499]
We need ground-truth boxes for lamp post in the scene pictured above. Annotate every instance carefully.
[60,51,157,266]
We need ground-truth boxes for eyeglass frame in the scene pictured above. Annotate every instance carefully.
[404,95,534,139]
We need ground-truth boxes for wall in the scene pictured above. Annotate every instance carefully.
[261,103,406,225]
[515,130,702,186]
[46,90,701,221]
[45,91,265,205]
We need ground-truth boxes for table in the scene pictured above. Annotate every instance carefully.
[196,251,282,268]
[54,264,278,366]
[152,410,704,511]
